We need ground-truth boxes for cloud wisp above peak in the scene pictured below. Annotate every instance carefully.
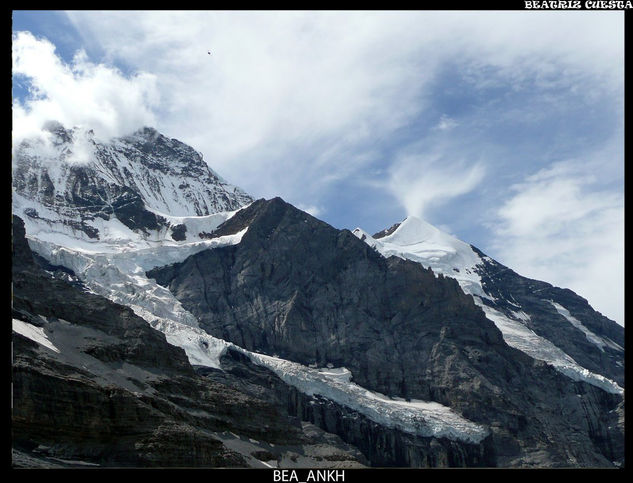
[11,10,623,324]
[387,152,487,220]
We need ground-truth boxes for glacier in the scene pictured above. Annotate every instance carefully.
[353,216,623,395]
[15,205,489,444]
[244,352,490,443]
[12,123,622,456]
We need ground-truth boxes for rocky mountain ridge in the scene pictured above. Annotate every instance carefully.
[147,197,624,467]
[12,125,625,468]
[352,217,624,392]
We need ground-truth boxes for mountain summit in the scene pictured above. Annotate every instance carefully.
[13,123,252,244]
[354,216,624,393]
[11,126,624,468]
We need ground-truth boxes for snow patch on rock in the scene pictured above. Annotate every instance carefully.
[13,319,60,353]
[549,300,623,353]
[354,216,623,395]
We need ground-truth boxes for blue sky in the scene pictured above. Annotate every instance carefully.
[12,10,624,325]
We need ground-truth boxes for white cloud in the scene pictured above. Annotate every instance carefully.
[435,115,459,131]
[490,160,624,325]
[12,31,159,145]
[55,10,622,205]
[386,151,486,219]
[296,204,323,218]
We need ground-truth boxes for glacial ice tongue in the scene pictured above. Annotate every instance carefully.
[243,351,490,444]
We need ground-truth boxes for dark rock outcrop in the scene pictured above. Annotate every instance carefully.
[471,246,624,386]
[11,215,367,468]
[147,197,624,467]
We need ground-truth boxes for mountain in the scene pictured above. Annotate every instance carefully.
[12,215,368,468]
[147,198,624,467]
[352,217,624,392]
[13,121,252,245]
[11,124,624,468]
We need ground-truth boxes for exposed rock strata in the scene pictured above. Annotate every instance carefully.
[470,246,624,386]
[148,197,624,467]
[11,215,366,468]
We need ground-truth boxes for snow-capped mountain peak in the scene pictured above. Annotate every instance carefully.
[12,123,253,247]
[354,216,486,298]
[377,216,447,245]
[353,216,624,395]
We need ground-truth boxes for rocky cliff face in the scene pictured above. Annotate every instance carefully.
[148,198,501,398]
[357,217,624,392]
[147,197,624,467]
[469,246,624,386]
[12,215,367,468]
[12,125,624,469]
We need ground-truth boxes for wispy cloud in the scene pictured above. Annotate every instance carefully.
[12,31,158,145]
[435,115,459,131]
[58,11,621,203]
[387,152,486,219]
[489,156,624,325]
[12,11,623,323]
